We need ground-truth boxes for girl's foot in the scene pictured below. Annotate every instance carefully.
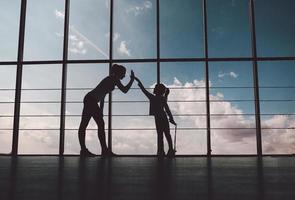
[167,149,176,157]
[157,150,165,157]
[80,148,96,157]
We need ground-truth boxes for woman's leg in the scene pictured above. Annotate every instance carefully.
[91,106,108,153]
[78,106,91,150]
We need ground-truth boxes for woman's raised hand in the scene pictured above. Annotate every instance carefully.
[130,70,135,80]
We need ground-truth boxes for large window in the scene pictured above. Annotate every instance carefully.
[0,0,294,155]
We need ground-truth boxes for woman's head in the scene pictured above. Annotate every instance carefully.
[111,64,126,79]
[153,83,167,96]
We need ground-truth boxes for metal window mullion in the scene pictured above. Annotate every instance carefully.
[156,0,160,83]
[108,0,114,151]
[12,0,27,156]
[203,0,211,156]
[59,0,70,156]
[249,0,262,156]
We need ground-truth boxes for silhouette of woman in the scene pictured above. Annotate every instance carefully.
[79,64,135,157]
[134,77,177,157]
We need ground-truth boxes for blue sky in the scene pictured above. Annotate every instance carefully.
[0,0,294,155]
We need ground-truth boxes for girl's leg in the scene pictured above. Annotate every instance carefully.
[163,122,173,151]
[78,106,91,150]
[155,117,165,155]
[163,117,175,157]
[157,130,164,154]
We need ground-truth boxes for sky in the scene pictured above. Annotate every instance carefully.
[0,0,294,155]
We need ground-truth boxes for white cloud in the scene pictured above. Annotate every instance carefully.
[218,71,238,79]
[126,1,153,16]
[144,1,152,9]
[105,32,120,41]
[54,9,64,20]
[118,40,131,56]
[113,33,120,41]
[229,72,238,78]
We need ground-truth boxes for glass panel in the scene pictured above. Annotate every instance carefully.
[113,130,156,154]
[113,130,206,155]
[259,61,295,154]
[18,130,60,154]
[0,65,16,153]
[68,0,110,60]
[113,0,156,59]
[65,64,109,154]
[209,62,256,154]
[255,0,295,57]
[24,0,64,61]
[19,65,61,154]
[0,1,21,61]
[160,62,206,154]
[160,0,203,58]
[112,63,157,154]
[207,0,251,57]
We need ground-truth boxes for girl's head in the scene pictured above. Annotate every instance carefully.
[153,83,167,96]
[111,64,126,79]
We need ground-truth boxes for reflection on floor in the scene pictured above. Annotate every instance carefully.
[0,156,295,200]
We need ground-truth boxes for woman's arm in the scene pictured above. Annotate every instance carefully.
[115,70,135,93]
[134,77,153,99]
[100,97,104,117]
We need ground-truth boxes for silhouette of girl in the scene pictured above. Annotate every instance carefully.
[79,64,135,157]
[134,77,177,157]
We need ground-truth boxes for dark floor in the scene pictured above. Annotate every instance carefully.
[0,156,295,200]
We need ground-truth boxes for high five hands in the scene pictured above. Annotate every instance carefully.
[130,70,135,80]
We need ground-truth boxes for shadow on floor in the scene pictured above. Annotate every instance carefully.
[0,156,295,200]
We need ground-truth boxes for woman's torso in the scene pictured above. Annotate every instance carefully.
[87,76,115,102]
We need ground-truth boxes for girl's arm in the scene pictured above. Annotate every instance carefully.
[164,88,169,100]
[164,102,176,125]
[134,77,153,99]
[115,70,135,93]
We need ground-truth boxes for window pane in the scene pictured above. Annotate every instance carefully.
[0,65,16,153]
[160,0,203,58]
[255,0,295,57]
[161,62,206,154]
[209,62,256,154]
[207,0,251,57]
[258,61,295,154]
[65,64,109,155]
[113,0,156,59]
[19,65,62,154]
[68,0,110,60]
[112,63,157,154]
[0,1,20,61]
[24,0,64,61]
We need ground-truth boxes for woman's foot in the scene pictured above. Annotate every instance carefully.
[80,148,96,157]
[101,149,117,157]
[167,149,176,158]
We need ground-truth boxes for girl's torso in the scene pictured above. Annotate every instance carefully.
[149,95,166,117]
